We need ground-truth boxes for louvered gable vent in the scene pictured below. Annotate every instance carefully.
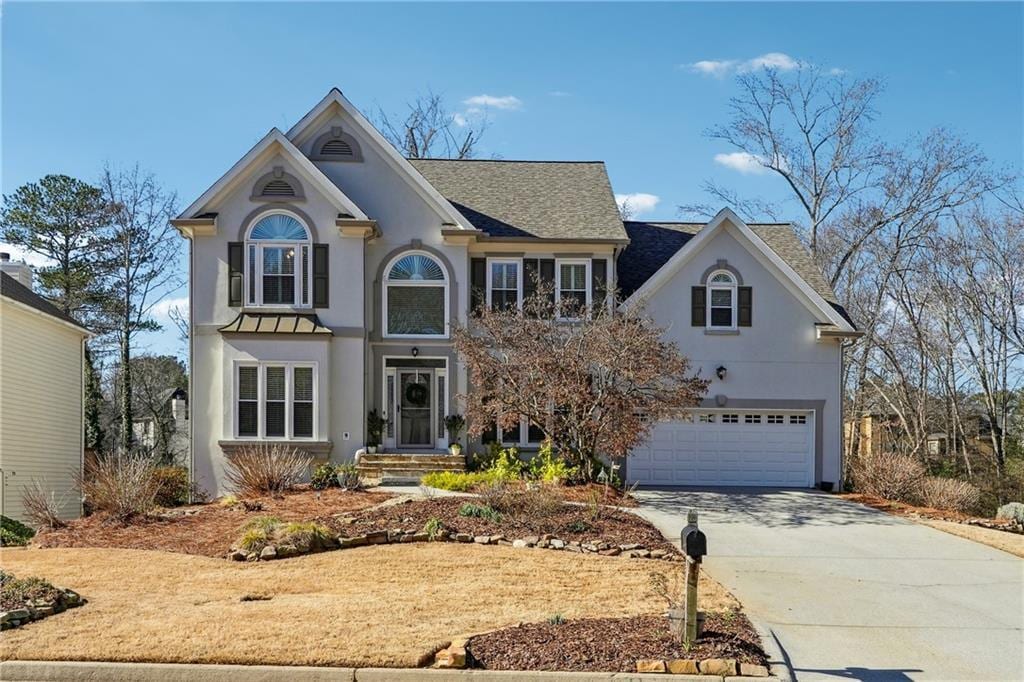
[261,179,296,197]
[321,138,353,157]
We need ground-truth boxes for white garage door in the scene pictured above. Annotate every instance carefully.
[628,411,814,487]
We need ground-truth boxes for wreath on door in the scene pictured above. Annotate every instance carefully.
[405,381,429,407]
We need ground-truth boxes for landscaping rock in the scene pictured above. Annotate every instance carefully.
[338,536,368,549]
[455,533,473,543]
[620,543,641,551]
[523,536,539,546]
[636,549,651,558]
[490,534,505,543]
[740,662,771,677]
[636,659,667,673]
[410,533,430,542]
[550,538,565,549]
[512,539,529,549]
[473,536,491,544]
[435,645,467,669]
[537,538,549,548]
[650,549,668,559]
[259,546,277,560]
[667,659,699,674]
[277,544,298,557]
[599,547,622,556]
[5,609,30,623]
[365,531,388,545]
[229,550,247,561]
[699,658,738,676]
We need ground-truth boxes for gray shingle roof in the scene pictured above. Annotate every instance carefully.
[620,221,854,326]
[0,272,90,332]
[409,159,627,241]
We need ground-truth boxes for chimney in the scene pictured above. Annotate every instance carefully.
[0,253,33,290]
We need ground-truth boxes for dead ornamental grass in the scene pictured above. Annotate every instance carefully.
[0,544,736,668]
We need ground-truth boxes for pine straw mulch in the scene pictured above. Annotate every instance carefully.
[339,495,672,551]
[33,487,393,558]
[469,611,767,672]
[841,493,1020,532]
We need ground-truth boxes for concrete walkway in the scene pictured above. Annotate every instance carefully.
[633,488,1024,681]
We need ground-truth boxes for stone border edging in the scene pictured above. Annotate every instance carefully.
[0,588,85,631]
[0,661,779,682]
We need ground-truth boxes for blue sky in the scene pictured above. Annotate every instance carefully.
[3,2,1022,359]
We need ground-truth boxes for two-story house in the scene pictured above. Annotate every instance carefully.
[173,88,859,496]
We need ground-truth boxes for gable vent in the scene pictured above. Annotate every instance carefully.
[321,139,354,156]
[261,179,296,197]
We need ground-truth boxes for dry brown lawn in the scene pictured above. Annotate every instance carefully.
[915,518,1024,558]
[0,544,736,668]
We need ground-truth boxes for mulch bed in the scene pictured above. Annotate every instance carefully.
[339,496,671,551]
[841,493,1022,534]
[469,612,767,672]
[33,487,393,558]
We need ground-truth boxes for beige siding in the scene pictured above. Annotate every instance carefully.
[0,301,85,523]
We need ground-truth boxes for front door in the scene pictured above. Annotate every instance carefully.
[398,369,433,447]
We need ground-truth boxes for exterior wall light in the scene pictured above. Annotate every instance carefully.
[716,365,727,380]
[411,347,419,357]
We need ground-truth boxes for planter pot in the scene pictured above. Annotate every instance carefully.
[449,444,463,456]
[366,446,377,454]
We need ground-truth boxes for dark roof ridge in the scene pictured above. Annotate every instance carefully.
[0,272,90,332]
[624,219,795,227]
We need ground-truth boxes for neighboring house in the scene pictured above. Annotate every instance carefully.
[132,387,189,465]
[0,257,91,523]
[173,88,859,495]
[846,411,998,458]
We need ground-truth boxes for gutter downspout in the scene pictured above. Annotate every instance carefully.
[187,237,196,502]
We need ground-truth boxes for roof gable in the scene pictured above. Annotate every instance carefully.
[286,89,471,229]
[621,209,855,331]
[410,159,628,242]
[177,129,367,221]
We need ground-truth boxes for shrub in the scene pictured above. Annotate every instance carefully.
[488,446,526,480]
[851,451,925,501]
[547,613,566,625]
[235,516,331,554]
[527,441,578,484]
[153,466,195,507]
[996,502,1024,524]
[423,517,446,539]
[0,572,61,610]
[421,471,494,491]
[224,443,307,497]
[915,477,981,514]
[336,463,361,490]
[0,516,35,547]
[480,482,563,523]
[76,455,160,522]
[219,494,240,507]
[20,480,67,529]
[311,462,338,490]
[458,502,502,522]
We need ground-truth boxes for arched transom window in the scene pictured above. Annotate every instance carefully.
[246,212,312,307]
[384,252,448,337]
[707,270,737,328]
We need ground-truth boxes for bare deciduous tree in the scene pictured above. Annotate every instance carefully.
[452,287,709,479]
[373,92,488,159]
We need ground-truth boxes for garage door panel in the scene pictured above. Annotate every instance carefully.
[630,412,813,487]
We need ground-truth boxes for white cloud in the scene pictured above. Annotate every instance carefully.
[548,90,572,98]
[151,295,188,319]
[452,113,469,127]
[685,52,803,78]
[0,243,53,269]
[615,193,661,217]
[462,94,523,110]
[713,152,770,175]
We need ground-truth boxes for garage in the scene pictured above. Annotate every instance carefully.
[628,410,814,487]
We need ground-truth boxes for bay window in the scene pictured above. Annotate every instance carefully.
[235,362,317,439]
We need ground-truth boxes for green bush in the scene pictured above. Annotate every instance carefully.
[489,446,526,479]
[421,471,496,491]
[0,516,35,547]
[311,462,338,490]
[458,502,502,522]
[527,441,579,484]
[423,517,447,539]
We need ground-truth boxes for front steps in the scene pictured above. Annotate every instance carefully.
[357,452,466,485]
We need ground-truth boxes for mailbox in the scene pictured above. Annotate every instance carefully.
[684,529,707,561]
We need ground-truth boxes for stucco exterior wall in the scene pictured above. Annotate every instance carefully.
[639,223,844,484]
[0,301,84,523]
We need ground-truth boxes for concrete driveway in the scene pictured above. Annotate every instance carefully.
[634,488,1024,681]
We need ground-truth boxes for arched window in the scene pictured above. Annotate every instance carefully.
[707,270,737,328]
[245,211,312,307]
[383,252,448,337]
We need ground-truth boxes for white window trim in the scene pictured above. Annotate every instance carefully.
[233,361,318,441]
[243,209,313,310]
[497,415,546,448]
[555,258,591,321]
[706,269,737,330]
[486,258,523,310]
[382,250,450,339]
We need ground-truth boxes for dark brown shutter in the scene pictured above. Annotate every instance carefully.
[691,286,706,326]
[470,258,486,312]
[523,258,539,302]
[592,258,608,312]
[313,244,329,307]
[228,242,243,307]
[738,286,752,327]
[539,258,555,302]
